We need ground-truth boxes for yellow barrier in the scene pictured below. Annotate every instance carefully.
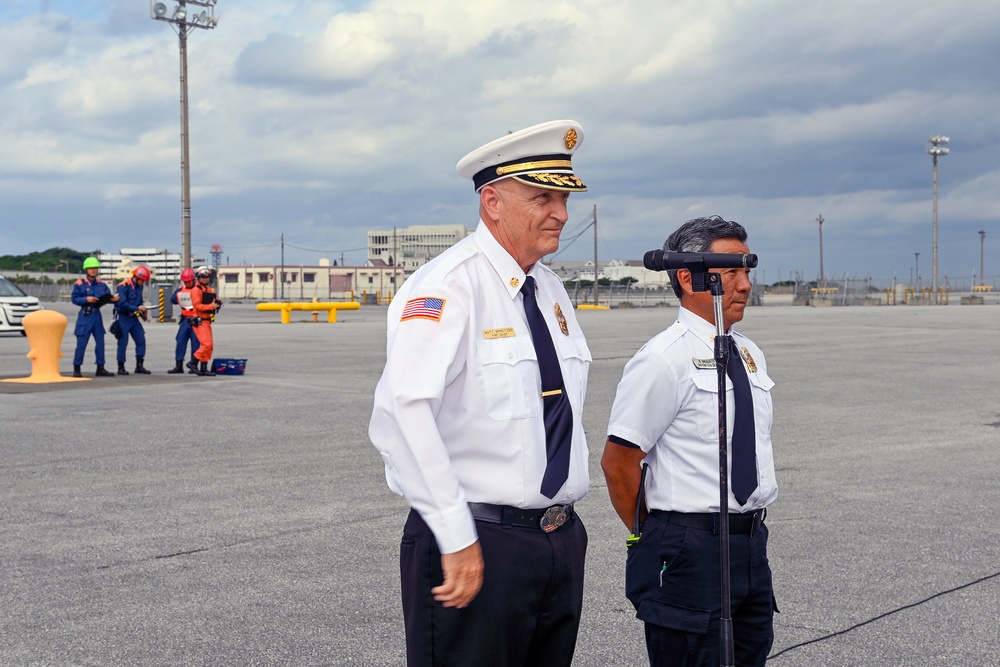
[577,304,611,310]
[256,301,361,324]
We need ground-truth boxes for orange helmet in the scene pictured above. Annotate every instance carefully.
[133,266,151,282]
[181,268,195,282]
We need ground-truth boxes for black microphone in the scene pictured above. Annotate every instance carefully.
[643,249,758,272]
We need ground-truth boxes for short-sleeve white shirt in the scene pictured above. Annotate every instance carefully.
[607,307,777,513]
[369,221,592,554]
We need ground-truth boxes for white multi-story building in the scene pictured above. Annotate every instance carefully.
[95,248,208,283]
[368,224,472,273]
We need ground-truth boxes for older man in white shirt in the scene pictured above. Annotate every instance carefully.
[370,120,592,667]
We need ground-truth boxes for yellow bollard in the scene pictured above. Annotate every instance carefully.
[2,310,88,384]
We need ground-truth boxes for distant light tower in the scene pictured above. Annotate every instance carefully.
[816,214,825,291]
[979,230,986,288]
[927,135,950,302]
[210,243,223,271]
[915,252,921,290]
[150,0,220,272]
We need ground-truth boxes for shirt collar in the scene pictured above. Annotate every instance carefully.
[474,220,527,299]
[677,306,739,346]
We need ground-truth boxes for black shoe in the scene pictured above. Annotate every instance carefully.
[117,363,130,376]
[167,361,185,374]
[186,359,199,375]
[95,365,114,377]
[134,358,151,375]
[197,361,216,377]
[73,365,82,378]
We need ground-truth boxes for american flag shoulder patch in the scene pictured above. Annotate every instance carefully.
[400,296,446,322]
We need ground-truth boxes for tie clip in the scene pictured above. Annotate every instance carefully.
[540,389,563,398]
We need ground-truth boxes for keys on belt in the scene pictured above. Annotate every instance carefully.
[468,502,574,533]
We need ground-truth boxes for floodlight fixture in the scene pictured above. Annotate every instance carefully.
[149,0,220,270]
[927,134,950,302]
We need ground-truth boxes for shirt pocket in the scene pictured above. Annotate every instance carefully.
[555,335,592,415]
[748,371,775,434]
[690,372,726,442]
[476,337,540,421]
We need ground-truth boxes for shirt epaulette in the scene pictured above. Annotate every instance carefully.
[74,279,84,285]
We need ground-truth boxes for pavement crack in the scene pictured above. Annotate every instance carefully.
[768,569,1000,660]
[154,547,210,560]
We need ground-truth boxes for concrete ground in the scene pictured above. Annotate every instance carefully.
[1,300,998,666]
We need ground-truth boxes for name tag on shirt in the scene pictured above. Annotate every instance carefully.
[483,327,516,339]
[692,357,716,369]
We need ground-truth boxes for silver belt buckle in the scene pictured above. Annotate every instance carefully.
[539,505,570,533]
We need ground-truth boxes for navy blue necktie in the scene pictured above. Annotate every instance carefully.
[521,276,573,498]
[727,337,758,505]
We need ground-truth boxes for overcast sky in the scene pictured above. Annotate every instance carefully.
[1,0,997,283]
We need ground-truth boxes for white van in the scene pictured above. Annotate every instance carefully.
[0,276,42,336]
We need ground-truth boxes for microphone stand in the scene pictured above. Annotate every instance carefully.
[707,272,736,667]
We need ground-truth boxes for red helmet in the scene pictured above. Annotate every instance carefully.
[181,268,195,282]
[133,266,151,282]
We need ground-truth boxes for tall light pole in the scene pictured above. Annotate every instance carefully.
[150,0,219,271]
[816,214,825,291]
[915,252,920,290]
[927,135,949,302]
[979,229,986,288]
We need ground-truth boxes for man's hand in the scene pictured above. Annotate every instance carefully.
[86,296,98,303]
[111,294,120,302]
[432,541,484,608]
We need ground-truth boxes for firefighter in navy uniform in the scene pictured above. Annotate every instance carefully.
[189,266,221,377]
[113,266,152,375]
[167,267,200,373]
[70,256,119,377]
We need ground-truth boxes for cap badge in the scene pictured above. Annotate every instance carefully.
[564,129,578,150]
[510,277,520,288]
[740,346,758,373]
[554,303,569,335]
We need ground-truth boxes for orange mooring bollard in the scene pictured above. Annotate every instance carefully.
[1,310,89,384]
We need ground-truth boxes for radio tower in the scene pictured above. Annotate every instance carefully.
[210,244,223,271]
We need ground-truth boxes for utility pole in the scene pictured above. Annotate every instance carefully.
[592,205,599,306]
[978,230,986,289]
[817,214,825,291]
[928,135,950,302]
[280,233,285,300]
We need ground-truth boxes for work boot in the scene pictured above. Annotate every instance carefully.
[186,359,199,375]
[167,360,185,374]
[197,361,216,377]
[95,364,114,377]
[117,362,130,376]
[134,357,151,375]
[73,365,82,378]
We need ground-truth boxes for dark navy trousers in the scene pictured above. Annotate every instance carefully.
[625,511,776,667]
[400,508,586,667]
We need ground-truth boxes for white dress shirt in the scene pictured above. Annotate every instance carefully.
[607,307,777,513]
[370,221,592,554]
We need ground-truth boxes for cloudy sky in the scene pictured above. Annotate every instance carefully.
[1,0,997,284]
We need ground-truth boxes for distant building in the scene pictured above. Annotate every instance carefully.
[547,259,671,288]
[95,248,207,283]
[368,224,472,273]
[214,258,405,301]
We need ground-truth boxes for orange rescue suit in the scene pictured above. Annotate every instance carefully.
[190,284,218,362]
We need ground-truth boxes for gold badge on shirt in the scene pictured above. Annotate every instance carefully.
[510,277,520,288]
[554,303,569,335]
[741,346,758,373]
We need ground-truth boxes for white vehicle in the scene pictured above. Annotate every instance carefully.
[0,276,42,336]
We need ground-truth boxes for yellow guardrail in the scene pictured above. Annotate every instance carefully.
[256,301,361,324]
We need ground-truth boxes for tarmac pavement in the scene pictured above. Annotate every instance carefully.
[1,300,998,666]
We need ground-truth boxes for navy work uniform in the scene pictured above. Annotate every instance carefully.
[370,120,592,667]
[71,276,113,368]
[607,307,778,666]
[114,277,147,367]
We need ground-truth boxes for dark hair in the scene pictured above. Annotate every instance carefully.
[665,215,748,299]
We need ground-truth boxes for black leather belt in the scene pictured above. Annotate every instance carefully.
[469,502,574,533]
[654,509,766,536]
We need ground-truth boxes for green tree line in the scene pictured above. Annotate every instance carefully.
[0,248,94,275]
